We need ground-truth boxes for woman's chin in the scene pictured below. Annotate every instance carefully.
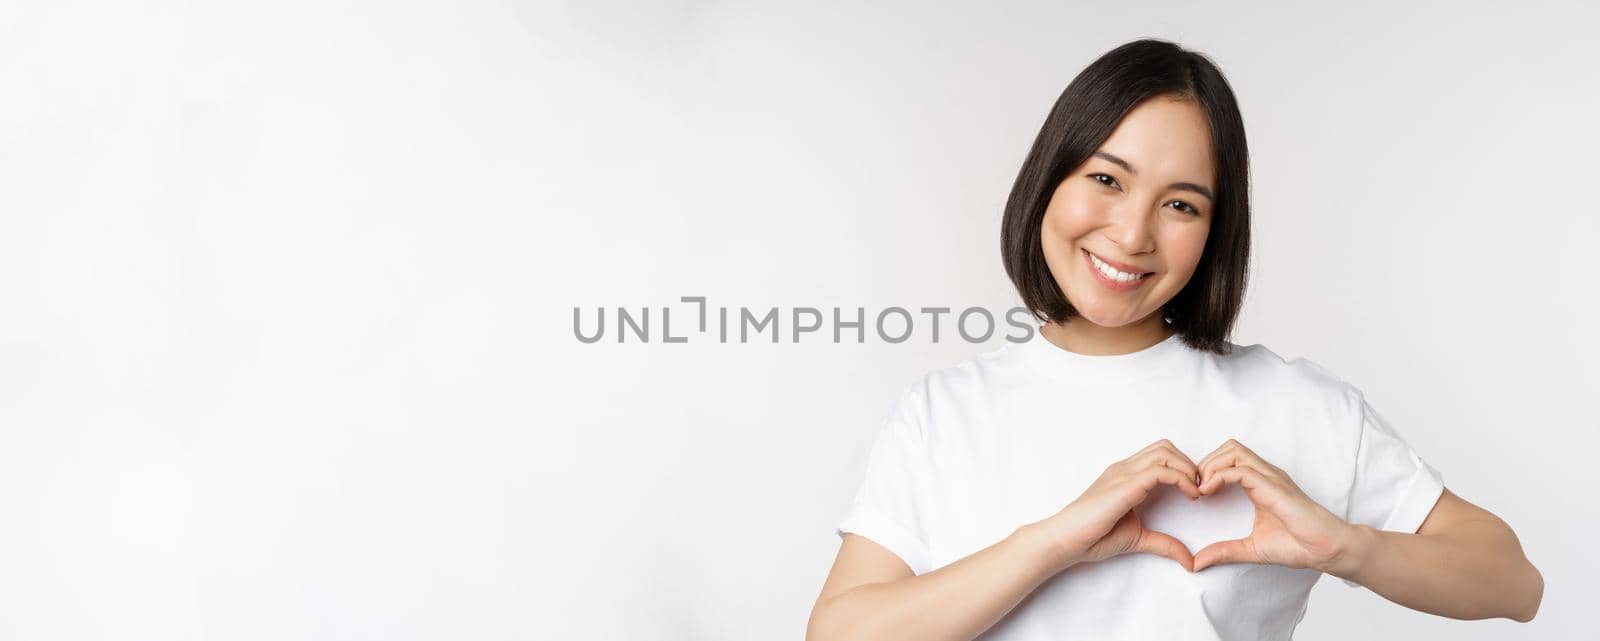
[1066,296,1159,328]
[1071,308,1146,329]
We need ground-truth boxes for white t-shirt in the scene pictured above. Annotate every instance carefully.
[834,329,1445,641]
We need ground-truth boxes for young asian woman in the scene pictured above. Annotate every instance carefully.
[807,38,1542,641]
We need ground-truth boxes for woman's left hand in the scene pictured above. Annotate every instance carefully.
[1191,438,1360,574]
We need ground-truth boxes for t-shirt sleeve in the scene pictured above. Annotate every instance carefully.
[834,383,936,575]
[1338,392,1446,587]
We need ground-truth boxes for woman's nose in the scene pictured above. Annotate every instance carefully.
[1106,202,1158,254]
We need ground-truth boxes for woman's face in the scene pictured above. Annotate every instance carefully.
[1040,96,1216,328]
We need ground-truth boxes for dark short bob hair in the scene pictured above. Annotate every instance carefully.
[1000,38,1250,356]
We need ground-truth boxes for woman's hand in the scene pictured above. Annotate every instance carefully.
[1190,438,1360,573]
[1032,439,1203,574]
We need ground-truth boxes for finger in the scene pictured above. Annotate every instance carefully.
[1210,439,1285,480]
[1160,455,1202,490]
[1200,441,1284,485]
[1194,438,1237,477]
[1136,445,1200,481]
[1193,537,1260,572]
[1140,464,1203,500]
[1200,453,1282,488]
[1130,438,1181,462]
[1198,466,1285,512]
[1133,528,1196,572]
[1200,463,1262,494]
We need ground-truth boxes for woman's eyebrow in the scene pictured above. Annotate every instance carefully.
[1092,150,1215,202]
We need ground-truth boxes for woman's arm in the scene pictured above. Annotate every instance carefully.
[812,439,1206,641]
[1187,439,1543,622]
[1326,488,1543,622]
[807,524,1067,641]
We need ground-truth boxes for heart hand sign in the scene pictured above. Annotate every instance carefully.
[1032,438,1360,576]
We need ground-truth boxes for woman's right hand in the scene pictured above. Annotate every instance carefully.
[1030,439,1203,574]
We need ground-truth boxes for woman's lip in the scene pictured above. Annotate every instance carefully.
[1082,248,1152,292]
[1083,249,1152,275]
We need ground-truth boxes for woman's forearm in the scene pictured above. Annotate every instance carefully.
[1330,518,1543,621]
[807,524,1069,641]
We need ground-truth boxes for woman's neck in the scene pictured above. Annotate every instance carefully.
[1040,315,1173,356]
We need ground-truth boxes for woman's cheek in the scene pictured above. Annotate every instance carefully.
[1171,228,1210,276]
[1049,192,1095,236]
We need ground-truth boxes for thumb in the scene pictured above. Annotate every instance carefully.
[1193,538,1257,572]
[1131,528,1195,572]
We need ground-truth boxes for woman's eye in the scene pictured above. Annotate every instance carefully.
[1168,200,1200,215]
[1089,173,1119,189]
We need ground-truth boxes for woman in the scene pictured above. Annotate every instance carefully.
[806,39,1542,641]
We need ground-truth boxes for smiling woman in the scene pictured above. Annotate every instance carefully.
[807,38,1542,641]
[1000,39,1251,358]
[1039,98,1218,328]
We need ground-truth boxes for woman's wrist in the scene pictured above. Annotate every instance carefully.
[1321,523,1379,580]
[1014,520,1082,576]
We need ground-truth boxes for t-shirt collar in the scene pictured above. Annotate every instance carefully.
[1010,325,1196,384]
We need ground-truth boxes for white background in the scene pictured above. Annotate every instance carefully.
[1,1,1596,639]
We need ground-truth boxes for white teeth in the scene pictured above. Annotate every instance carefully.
[1090,253,1145,282]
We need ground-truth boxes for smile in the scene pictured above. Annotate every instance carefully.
[1083,249,1153,291]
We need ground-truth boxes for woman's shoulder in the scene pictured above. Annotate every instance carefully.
[881,342,1022,414]
[915,340,1024,391]
[1218,341,1364,410]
